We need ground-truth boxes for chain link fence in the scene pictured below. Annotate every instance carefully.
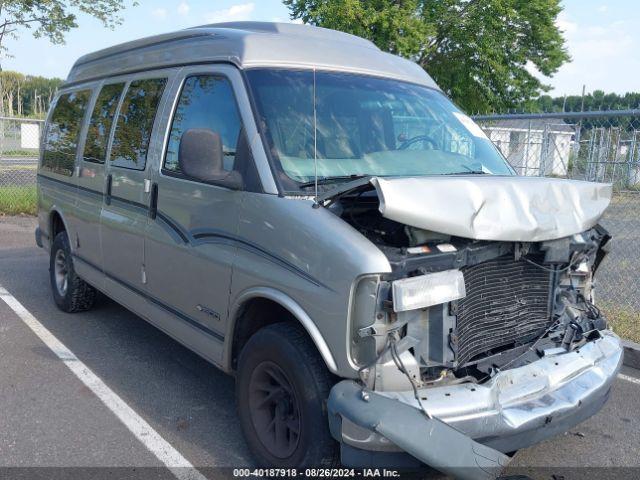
[475,110,640,340]
[0,117,42,215]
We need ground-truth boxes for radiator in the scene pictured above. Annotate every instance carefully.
[453,255,553,366]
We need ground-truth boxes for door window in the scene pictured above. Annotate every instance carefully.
[83,83,125,164]
[110,78,167,170]
[42,90,92,176]
[164,75,242,175]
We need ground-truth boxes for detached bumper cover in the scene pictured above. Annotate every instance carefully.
[328,331,622,472]
[328,381,510,480]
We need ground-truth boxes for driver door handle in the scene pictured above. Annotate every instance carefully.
[105,174,113,205]
[149,182,159,220]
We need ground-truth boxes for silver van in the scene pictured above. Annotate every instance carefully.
[36,22,622,478]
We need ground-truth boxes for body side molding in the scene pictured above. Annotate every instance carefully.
[73,253,225,342]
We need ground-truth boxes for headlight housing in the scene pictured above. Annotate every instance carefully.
[392,269,466,312]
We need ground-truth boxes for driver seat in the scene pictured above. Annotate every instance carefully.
[359,107,395,154]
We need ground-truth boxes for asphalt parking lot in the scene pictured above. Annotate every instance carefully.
[1,215,639,480]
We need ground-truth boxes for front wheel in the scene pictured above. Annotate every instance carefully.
[236,322,338,468]
[50,231,96,313]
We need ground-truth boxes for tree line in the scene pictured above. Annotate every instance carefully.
[525,91,640,114]
[0,71,63,118]
[521,91,640,131]
[2,64,638,122]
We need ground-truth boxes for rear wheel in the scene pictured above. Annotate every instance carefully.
[50,231,96,313]
[237,322,338,468]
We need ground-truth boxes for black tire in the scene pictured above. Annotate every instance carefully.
[237,322,339,468]
[50,231,96,313]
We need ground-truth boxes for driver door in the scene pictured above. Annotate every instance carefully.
[143,66,245,343]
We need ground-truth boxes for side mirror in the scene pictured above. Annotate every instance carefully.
[178,128,243,190]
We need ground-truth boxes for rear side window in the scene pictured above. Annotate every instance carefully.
[42,90,91,176]
[110,78,167,170]
[164,75,242,174]
[83,83,125,164]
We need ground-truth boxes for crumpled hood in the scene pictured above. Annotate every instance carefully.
[371,176,612,242]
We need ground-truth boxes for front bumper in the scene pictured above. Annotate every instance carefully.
[329,330,622,465]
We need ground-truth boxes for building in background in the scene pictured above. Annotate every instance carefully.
[482,118,575,177]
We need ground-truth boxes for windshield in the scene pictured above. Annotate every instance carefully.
[246,69,514,192]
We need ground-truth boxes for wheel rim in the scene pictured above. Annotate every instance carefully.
[54,249,69,297]
[248,361,301,458]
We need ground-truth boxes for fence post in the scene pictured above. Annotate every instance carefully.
[540,123,549,177]
[0,117,4,158]
[523,120,531,176]
[572,122,581,179]
[597,128,606,182]
[631,130,639,186]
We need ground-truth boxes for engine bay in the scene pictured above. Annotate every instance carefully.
[330,185,612,389]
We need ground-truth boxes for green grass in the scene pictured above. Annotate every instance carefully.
[1,149,39,157]
[0,186,37,216]
[602,304,640,344]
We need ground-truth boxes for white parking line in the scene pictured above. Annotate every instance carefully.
[618,373,640,386]
[0,285,208,480]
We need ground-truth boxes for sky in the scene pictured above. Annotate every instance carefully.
[2,0,638,97]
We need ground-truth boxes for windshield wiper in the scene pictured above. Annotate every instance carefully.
[298,174,369,189]
[446,170,489,175]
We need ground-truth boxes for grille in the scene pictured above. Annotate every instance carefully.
[453,256,553,366]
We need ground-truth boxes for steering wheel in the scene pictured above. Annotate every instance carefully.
[399,134,439,150]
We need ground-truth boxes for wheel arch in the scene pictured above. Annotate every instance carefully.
[227,287,338,375]
[49,207,70,246]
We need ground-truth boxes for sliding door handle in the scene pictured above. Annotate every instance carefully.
[105,174,113,205]
[149,183,159,220]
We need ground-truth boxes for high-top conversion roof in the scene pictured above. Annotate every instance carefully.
[66,22,438,89]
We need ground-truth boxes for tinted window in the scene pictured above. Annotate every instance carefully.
[164,75,242,174]
[42,90,91,176]
[110,78,167,170]
[83,83,125,164]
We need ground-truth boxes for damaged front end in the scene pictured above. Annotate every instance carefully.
[325,177,623,478]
